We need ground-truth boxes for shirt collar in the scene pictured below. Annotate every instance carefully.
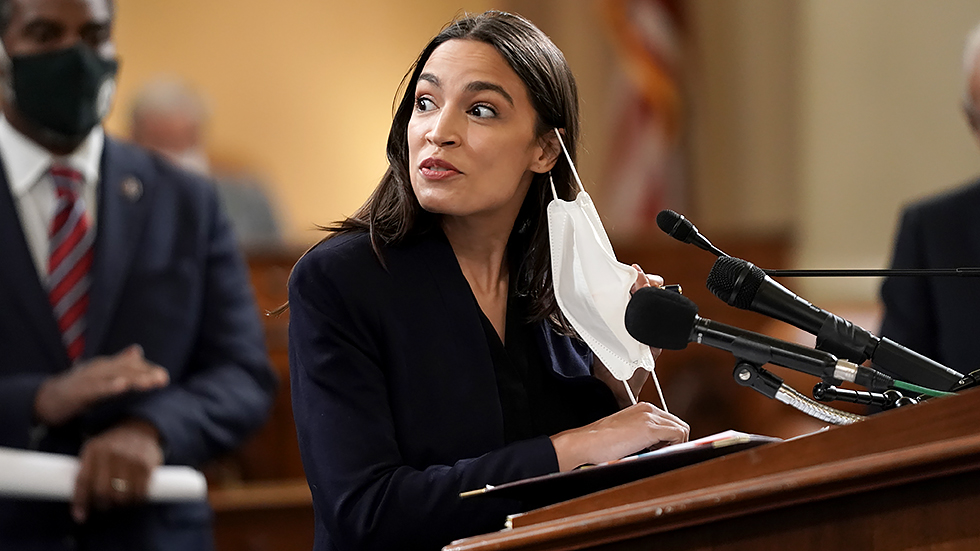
[0,115,105,197]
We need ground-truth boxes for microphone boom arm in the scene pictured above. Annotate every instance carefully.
[733,361,865,425]
[763,268,980,277]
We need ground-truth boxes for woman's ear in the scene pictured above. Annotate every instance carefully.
[530,129,562,174]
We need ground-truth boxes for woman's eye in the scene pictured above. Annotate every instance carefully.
[415,96,436,112]
[469,104,497,118]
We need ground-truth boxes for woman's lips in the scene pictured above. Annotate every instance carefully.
[419,157,461,180]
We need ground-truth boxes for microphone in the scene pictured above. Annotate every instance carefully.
[656,210,727,257]
[624,287,892,391]
[706,256,964,390]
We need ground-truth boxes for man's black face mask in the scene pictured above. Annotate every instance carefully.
[10,44,118,139]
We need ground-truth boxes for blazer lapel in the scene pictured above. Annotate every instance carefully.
[412,231,505,444]
[85,138,154,356]
[0,161,66,368]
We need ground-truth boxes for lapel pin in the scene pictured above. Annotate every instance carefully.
[121,176,143,202]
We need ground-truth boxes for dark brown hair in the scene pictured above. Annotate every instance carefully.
[328,10,580,328]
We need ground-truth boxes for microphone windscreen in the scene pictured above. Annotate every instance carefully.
[655,209,694,242]
[625,287,698,350]
[707,256,766,309]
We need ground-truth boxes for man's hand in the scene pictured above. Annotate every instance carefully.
[71,419,164,524]
[34,345,169,426]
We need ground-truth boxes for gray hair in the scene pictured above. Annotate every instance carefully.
[129,77,209,128]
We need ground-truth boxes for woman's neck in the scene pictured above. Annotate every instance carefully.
[443,215,513,342]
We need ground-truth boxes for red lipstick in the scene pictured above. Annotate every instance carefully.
[419,157,461,180]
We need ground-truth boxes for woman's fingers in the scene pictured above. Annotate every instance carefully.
[630,264,664,293]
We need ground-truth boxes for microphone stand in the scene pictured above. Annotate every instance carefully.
[811,382,916,410]
[763,268,980,277]
[731,360,865,425]
[949,368,980,391]
[653,209,980,278]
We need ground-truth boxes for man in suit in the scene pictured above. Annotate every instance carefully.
[879,22,980,378]
[0,0,277,549]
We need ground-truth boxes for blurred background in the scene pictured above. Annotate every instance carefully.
[103,1,980,548]
[106,0,980,303]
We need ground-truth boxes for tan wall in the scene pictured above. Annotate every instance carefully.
[105,0,492,245]
[796,0,980,302]
[687,0,799,236]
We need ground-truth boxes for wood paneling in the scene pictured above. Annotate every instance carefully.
[208,247,311,551]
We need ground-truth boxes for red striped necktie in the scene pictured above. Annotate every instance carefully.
[47,165,94,363]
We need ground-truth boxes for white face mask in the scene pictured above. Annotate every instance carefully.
[547,129,666,409]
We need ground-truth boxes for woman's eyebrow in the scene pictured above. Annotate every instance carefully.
[465,81,514,106]
[419,73,440,87]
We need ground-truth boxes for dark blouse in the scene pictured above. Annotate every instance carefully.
[478,292,619,444]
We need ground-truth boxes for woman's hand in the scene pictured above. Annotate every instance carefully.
[549,402,690,471]
[630,263,664,293]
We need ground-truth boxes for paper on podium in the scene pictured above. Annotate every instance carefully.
[0,447,207,502]
[461,430,781,510]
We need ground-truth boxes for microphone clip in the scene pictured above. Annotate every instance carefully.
[733,360,783,399]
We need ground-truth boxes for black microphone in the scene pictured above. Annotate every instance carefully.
[706,256,964,391]
[656,209,727,257]
[624,287,892,390]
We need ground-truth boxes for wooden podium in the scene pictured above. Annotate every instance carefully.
[446,386,980,551]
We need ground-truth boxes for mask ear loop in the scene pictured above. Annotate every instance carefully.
[553,128,584,195]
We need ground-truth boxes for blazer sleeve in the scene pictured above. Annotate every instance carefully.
[879,204,939,361]
[288,249,559,551]
[0,374,48,449]
[124,188,278,466]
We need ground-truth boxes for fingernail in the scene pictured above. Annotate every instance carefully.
[72,506,85,523]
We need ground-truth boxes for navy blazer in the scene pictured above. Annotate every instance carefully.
[0,137,277,551]
[880,177,980,376]
[289,230,612,551]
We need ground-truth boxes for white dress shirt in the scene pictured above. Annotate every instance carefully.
[0,116,104,284]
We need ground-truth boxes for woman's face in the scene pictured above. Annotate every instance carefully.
[408,39,554,227]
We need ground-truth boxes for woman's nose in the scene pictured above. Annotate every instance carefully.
[426,110,462,147]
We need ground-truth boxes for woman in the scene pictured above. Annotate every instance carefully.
[289,11,689,551]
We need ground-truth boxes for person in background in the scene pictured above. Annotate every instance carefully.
[288,11,689,551]
[0,0,277,549]
[879,21,980,378]
[129,77,284,249]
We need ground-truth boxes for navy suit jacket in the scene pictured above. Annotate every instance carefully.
[0,137,277,551]
[289,230,611,551]
[880,177,980,377]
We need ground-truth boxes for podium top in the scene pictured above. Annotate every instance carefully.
[446,387,980,550]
